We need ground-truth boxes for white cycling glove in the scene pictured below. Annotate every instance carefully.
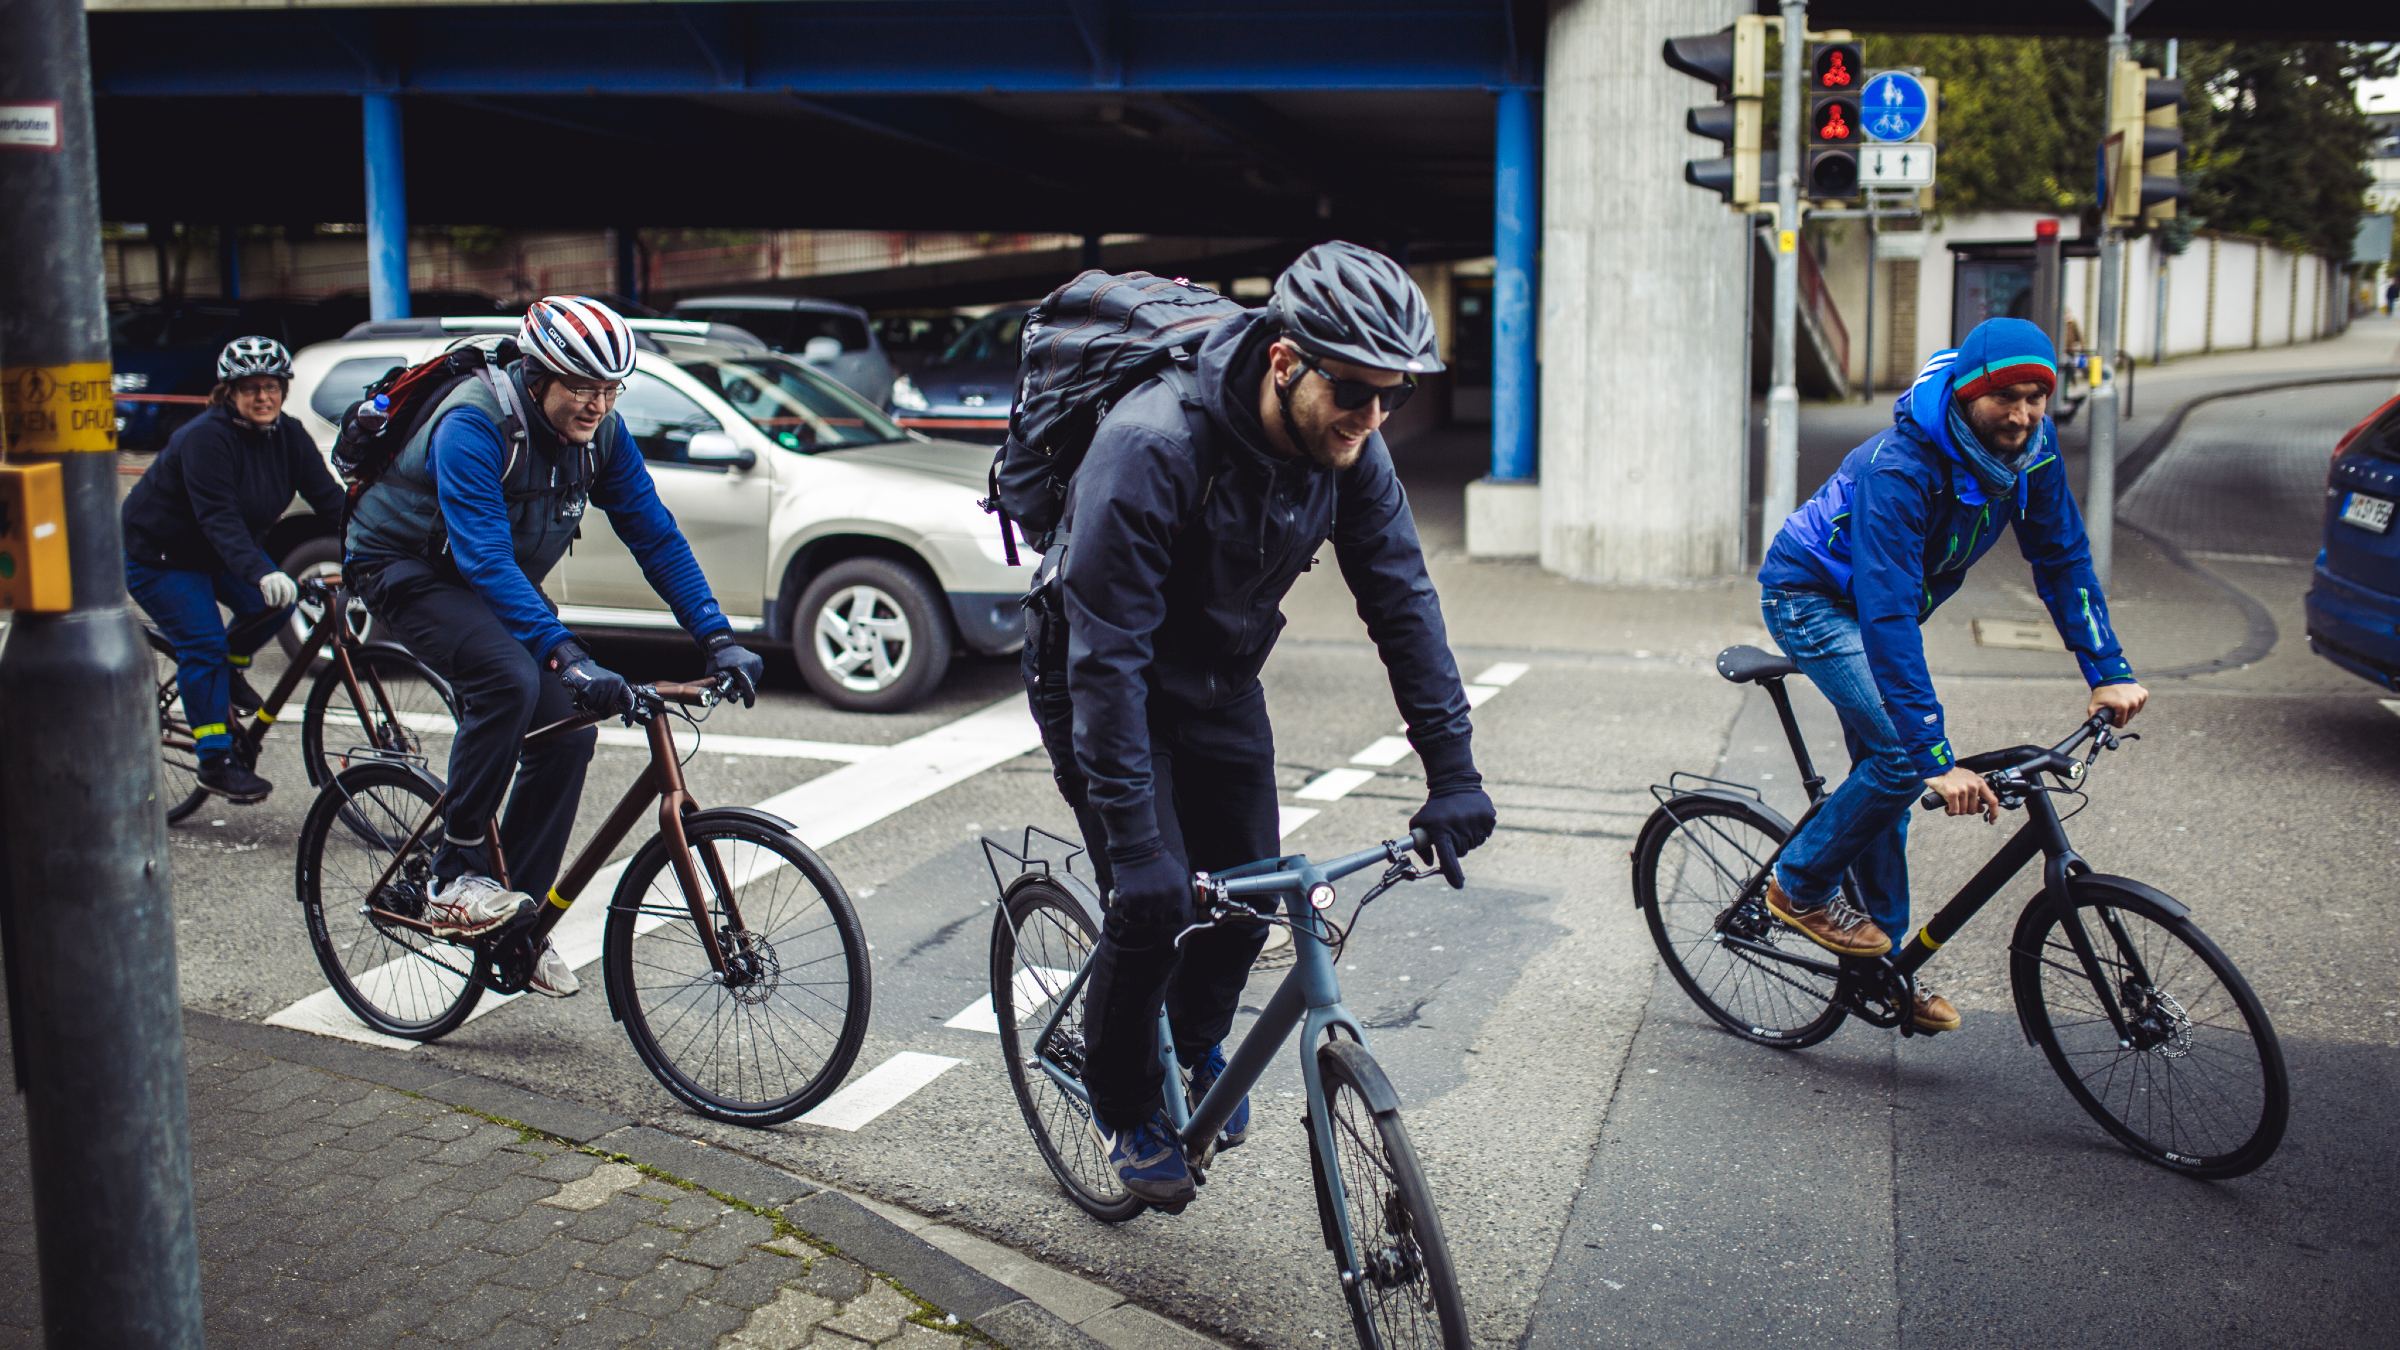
[258,571,298,609]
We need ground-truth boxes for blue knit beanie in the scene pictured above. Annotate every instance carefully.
[1951,318,2057,402]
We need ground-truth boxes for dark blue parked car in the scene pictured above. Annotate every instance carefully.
[885,304,1028,444]
[2305,392,2400,689]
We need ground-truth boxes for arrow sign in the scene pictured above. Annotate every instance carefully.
[1859,142,1937,187]
[1859,71,1929,143]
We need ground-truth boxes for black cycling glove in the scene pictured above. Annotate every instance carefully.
[1105,837,1195,945]
[701,631,766,708]
[546,639,635,717]
[1410,737,1496,889]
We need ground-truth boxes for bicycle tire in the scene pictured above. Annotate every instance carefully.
[295,759,485,1040]
[1634,794,1846,1048]
[2012,879,2290,1179]
[300,645,459,845]
[602,812,871,1127]
[1314,1038,1469,1349]
[147,626,209,824]
[991,872,1144,1223]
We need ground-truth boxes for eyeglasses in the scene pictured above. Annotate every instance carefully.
[556,380,626,406]
[232,380,284,398]
[1296,353,1415,415]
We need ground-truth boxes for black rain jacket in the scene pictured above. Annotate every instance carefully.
[121,403,344,583]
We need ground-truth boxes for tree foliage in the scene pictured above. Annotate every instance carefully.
[1864,34,2393,257]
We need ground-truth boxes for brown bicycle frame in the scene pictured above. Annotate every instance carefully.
[215,572,415,768]
[350,680,742,977]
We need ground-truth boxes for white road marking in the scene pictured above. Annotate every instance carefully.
[270,696,1044,1047]
[1471,661,1529,687]
[1296,767,1377,802]
[945,965,1074,1035]
[2382,699,2400,721]
[795,1052,963,1132]
[1351,736,1414,768]
[391,711,878,763]
[1465,683,1501,709]
[1278,806,1319,839]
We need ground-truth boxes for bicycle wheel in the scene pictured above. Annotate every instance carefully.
[301,645,459,844]
[603,812,871,1127]
[1313,1038,1468,1349]
[1634,795,1846,1048]
[147,627,208,824]
[295,760,485,1040]
[2013,880,2290,1179]
[990,872,1143,1222]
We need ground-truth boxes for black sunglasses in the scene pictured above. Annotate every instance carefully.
[1294,352,1416,415]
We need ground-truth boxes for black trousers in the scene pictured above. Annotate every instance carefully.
[1024,615,1277,1132]
[352,558,595,901]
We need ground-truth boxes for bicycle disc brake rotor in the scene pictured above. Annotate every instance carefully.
[371,857,434,923]
[1362,1195,1427,1289]
[2120,981,2193,1057]
[717,928,781,1005]
[1716,896,1775,942]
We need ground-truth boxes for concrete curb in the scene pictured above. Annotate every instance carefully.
[180,1009,1104,1349]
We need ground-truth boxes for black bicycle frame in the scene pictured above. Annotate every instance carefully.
[1738,671,2152,1043]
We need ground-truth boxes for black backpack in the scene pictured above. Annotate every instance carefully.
[982,270,1244,563]
[332,339,529,498]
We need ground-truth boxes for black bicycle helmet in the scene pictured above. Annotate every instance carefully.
[1269,241,1444,375]
[216,335,294,382]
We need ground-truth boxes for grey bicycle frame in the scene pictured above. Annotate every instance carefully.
[1029,839,1407,1266]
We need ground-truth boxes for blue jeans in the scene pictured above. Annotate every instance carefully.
[1760,587,1924,946]
[126,559,287,757]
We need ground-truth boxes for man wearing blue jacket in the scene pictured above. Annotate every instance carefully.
[1756,317,2147,1032]
[348,296,763,997]
[1034,243,1496,1205]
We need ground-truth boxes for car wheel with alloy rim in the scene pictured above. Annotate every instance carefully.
[790,556,952,713]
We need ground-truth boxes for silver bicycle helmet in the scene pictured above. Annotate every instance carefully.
[1269,241,1444,374]
[216,335,294,382]
[519,295,636,382]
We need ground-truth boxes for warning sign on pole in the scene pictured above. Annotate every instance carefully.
[1,362,118,453]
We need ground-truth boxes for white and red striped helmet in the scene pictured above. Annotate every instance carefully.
[519,295,636,382]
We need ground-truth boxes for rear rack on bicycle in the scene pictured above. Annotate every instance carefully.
[980,825,1087,902]
[1650,771,1766,810]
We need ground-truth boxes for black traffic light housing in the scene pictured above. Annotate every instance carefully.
[1806,40,1865,201]
[1664,16,1771,211]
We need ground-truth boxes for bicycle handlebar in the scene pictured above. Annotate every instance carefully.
[1919,710,2130,811]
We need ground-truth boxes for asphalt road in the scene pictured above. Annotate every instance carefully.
[76,376,2400,1347]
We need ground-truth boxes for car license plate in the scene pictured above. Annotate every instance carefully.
[2341,492,2394,534]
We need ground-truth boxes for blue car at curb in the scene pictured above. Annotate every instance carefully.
[2306,392,2400,689]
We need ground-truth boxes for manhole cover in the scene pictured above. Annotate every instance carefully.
[1971,617,2062,652]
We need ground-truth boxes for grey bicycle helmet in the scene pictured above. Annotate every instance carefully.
[216,335,294,382]
[1269,241,1444,375]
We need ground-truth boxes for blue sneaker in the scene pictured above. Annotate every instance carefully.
[1097,1109,1196,1207]
[1186,1044,1251,1151]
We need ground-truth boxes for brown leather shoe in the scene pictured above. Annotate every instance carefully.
[1763,877,1893,958]
[1910,981,1961,1034]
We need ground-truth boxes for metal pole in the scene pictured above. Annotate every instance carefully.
[1862,202,1878,402]
[2087,0,2128,584]
[0,0,206,1342]
[1761,0,1805,558]
[364,92,410,320]
[1491,85,1538,483]
[2151,38,2176,366]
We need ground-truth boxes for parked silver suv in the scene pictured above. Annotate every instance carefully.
[275,317,1025,713]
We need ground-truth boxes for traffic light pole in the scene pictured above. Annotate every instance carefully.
[0,0,207,1342]
[2087,0,2130,584]
[1761,0,1806,559]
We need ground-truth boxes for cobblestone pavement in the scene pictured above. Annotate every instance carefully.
[0,1013,1096,1349]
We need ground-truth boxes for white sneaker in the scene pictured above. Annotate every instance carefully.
[529,941,580,998]
[424,874,532,940]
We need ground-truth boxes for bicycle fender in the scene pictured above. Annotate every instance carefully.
[1631,790,1795,908]
[681,804,797,836]
[1005,866,1105,922]
[1319,1039,1402,1117]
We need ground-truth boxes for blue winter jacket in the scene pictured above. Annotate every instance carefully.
[1758,352,2137,777]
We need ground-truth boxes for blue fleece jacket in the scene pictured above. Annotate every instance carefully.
[428,402,727,659]
[1758,346,2137,777]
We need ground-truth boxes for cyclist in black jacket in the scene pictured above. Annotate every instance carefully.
[1032,242,1497,1206]
[123,336,346,803]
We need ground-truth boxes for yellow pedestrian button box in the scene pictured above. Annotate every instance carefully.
[0,461,72,612]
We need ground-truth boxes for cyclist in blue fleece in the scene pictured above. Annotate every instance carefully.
[347,296,763,998]
[1755,317,2148,1032]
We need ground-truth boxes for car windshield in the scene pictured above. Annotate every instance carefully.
[937,310,1027,366]
[671,348,907,450]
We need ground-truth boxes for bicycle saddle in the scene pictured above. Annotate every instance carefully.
[1715,645,1796,685]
